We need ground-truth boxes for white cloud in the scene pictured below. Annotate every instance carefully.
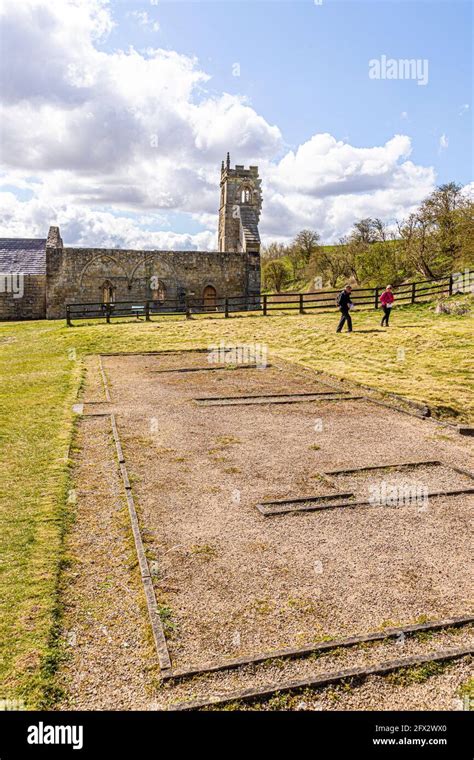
[0,0,437,248]
[130,11,160,32]
[439,134,449,151]
[259,135,434,242]
[0,191,216,250]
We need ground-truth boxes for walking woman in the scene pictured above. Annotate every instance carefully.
[379,285,394,326]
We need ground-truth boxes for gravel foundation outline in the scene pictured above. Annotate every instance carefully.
[151,364,271,374]
[109,411,172,673]
[323,460,444,475]
[257,488,474,516]
[257,459,474,516]
[194,390,345,401]
[172,646,473,710]
[164,615,474,681]
[86,350,473,700]
[96,351,459,425]
[195,394,363,407]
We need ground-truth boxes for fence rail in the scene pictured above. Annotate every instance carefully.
[66,270,473,326]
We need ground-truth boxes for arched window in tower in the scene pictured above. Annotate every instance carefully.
[241,187,251,204]
[101,280,115,304]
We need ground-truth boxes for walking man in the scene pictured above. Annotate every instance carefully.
[336,285,353,333]
[379,285,394,326]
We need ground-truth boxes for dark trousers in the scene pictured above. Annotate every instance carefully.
[381,305,391,326]
[336,308,352,332]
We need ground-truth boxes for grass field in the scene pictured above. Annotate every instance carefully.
[0,300,473,706]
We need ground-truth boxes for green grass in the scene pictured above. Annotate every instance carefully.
[387,661,447,686]
[0,299,472,706]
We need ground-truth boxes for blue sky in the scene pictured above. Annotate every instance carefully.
[107,0,472,182]
[0,0,472,247]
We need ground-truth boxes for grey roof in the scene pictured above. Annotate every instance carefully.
[239,206,260,249]
[0,239,46,274]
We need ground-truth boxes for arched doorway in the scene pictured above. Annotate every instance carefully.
[203,285,217,311]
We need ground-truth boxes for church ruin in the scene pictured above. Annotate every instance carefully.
[0,155,262,321]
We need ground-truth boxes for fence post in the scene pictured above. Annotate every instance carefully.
[66,306,71,327]
[145,301,150,321]
[411,282,416,304]
[185,296,191,319]
[374,287,379,310]
[106,303,111,324]
[299,293,304,314]
[224,298,229,318]
[448,274,453,296]
[263,294,267,316]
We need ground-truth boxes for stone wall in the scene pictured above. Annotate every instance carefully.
[46,246,253,319]
[0,275,46,321]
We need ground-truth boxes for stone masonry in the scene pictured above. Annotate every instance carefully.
[0,157,262,321]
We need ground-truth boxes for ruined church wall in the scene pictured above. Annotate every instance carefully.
[46,247,252,319]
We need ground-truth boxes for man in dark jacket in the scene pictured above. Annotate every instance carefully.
[336,285,353,333]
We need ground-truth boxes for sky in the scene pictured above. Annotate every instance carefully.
[0,0,472,249]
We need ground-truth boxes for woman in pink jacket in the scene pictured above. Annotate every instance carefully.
[379,285,394,327]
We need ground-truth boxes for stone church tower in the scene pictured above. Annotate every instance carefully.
[218,153,262,254]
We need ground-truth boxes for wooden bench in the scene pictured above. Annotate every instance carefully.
[131,305,146,320]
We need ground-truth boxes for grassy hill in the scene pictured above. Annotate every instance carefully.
[262,239,409,293]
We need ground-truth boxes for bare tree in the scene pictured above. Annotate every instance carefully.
[261,242,287,262]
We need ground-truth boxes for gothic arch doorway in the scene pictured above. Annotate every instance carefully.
[203,285,217,311]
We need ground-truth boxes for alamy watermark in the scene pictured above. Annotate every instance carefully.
[369,56,429,86]
[208,341,268,369]
[368,480,428,509]
[0,272,24,299]
[452,269,474,294]
[0,698,25,711]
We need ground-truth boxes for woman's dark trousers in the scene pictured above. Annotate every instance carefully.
[381,306,391,326]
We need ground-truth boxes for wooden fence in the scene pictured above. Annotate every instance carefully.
[66,270,473,326]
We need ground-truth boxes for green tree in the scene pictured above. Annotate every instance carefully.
[398,183,473,278]
[287,244,304,280]
[262,258,291,292]
[356,240,405,287]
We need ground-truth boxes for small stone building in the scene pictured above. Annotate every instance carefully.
[0,238,47,320]
[0,156,262,321]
